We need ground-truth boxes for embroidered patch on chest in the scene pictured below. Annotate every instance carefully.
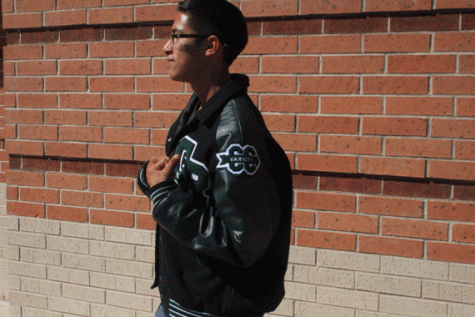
[216,144,260,175]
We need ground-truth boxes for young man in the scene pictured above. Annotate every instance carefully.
[137,1,293,316]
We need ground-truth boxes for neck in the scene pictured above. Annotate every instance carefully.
[191,67,231,107]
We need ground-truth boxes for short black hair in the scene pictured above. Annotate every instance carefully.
[177,0,248,67]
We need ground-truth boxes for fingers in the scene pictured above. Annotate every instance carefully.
[162,154,180,175]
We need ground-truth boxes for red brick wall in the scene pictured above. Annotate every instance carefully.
[2,0,475,266]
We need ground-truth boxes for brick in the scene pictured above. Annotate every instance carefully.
[46,173,87,190]
[322,55,384,74]
[60,126,102,142]
[90,41,134,58]
[60,27,103,42]
[240,0,298,17]
[430,161,475,181]
[366,0,431,11]
[90,209,134,227]
[362,117,428,136]
[105,59,151,75]
[321,176,381,194]
[453,224,475,243]
[385,138,452,158]
[263,18,321,35]
[243,36,298,55]
[136,39,167,57]
[462,13,475,30]
[298,116,359,134]
[61,222,104,240]
[135,4,176,22]
[18,125,58,141]
[7,201,44,218]
[136,213,156,230]
[2,13,42,29]
[89,111,133,127]
[91,241,135,260]
[16,0,55,12]
[44,10,87,27]
[297,229,356,251]
[48,297,90,315]
[301,0,361,14]
[262,114,296,132]
[261,56,319,74]
[359,235,423,258]
[321,135,382,155]
[88,7,134,25]
[22,157,59,172]
[386,97,453,116]
[7,170,44,187]
[153,58,169,75]
[60,60,102,75]
[3,61,15,76]
[22,30,58,45]
[300,76,359,94]
[384,179,451,199]
[380,295,447,316]
[104,94,150,111]
[18,94,57,109]
[4,77,42,92]
[433,76,475,95]
[106,26,153,41]
[229,56,259,74]
[428,242,475,264]
[296,191,356,212]
[434,33,475,52]
[9,291,47,309]
[359,196,424,218]
[292,209,315,228]
[45,142,87,158]
[135,111,178,128]
[16,60,56,76]
[325,16,387,34]
[91,304,136,317]
[90,176,133,194]
[89,144,132,161]
[45,110,86,125]
[431,118,475,139]
[382,218,448,241]
[391,14,459,32]
[104,127,149,144]
[152,94,191,111]
[260,95,318,113]
[388,55,455,74]
[364,34,431,52]
[436,0,475,9]
[45,77,87,92]
[301,35,361,53]
[90,77,134,92]
[292,174,318,190]
[20,187,59,204]
[62,160,104,175]
[360,157,426,178]
[136,146,166,161]
[105,194,150,212]
[47,205,88,222]
[6,140,44,156]
[62,190,103,208]
[460,55,475,74]
[456,141,475,160]
[6,109,43,124]
[364,76,429,95]
[60,93,102,109]
[2,0,14,13]
[454,184,475,201]
[63,284,105,304]
[321,96,383,114]
[45,43,87,59]
[319,212,379,233]
[136,76,184,93]
[272,133,316,151]
[298,154,358,174]
[47,235,89,254]
[58,0,101,9]
[318,286,379,311]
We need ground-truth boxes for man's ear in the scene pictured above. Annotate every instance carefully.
[205,35,223,57]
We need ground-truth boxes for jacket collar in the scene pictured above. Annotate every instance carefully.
[195,74,249,124]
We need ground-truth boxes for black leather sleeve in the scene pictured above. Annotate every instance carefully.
[148,100,283,268]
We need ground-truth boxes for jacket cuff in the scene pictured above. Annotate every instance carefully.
[150,179,178,206]
[137,161,151,195]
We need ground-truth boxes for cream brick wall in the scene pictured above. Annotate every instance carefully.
[0,183,8,316]
[4,217,475,317]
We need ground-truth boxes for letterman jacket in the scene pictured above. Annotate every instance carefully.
[137,74,293,317]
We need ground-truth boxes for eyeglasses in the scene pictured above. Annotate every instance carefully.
[168,33,209,46]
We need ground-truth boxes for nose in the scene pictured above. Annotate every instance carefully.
[163,39,173,54]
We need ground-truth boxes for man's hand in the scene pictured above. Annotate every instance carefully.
[146,154,181,187]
